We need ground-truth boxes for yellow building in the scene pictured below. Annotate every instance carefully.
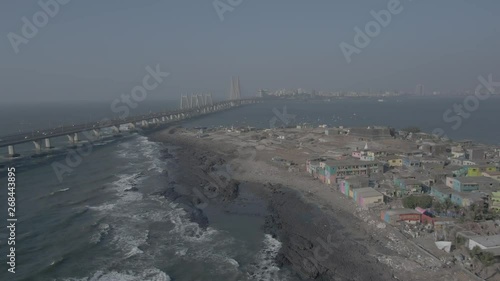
[468,165,498,177]
[467,167,481,177]
[490,191,500,211]
[388,158,403,167]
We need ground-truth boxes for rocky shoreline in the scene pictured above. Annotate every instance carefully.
[150,128,396,280]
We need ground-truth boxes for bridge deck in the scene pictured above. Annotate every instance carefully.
[0,99,257,148]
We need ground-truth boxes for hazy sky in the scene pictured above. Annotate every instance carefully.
[1,0,500,102]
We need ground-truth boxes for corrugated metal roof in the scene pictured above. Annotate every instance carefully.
[470,235,500,248]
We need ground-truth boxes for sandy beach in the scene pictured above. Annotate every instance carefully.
[150,126,476,281]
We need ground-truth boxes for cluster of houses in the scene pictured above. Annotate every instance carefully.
[305,131,500,228]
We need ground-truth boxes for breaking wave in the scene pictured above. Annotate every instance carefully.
[248,234,283,281]
[64,268,170,281]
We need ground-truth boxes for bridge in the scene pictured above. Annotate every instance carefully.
[0,98,259,158]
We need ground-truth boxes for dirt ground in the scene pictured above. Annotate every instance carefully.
[153,127,481,281]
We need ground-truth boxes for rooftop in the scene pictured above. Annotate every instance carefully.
[470,234,500,248]
[323,159,378,167]
[456,176,499,184]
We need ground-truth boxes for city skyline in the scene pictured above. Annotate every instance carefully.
[1,1,500,102]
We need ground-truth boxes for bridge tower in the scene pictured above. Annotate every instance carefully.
[230,77,241,100]
[204,93,213,106]
[190,94,197,108]
[196,94,205,107]
[180,95,190,110]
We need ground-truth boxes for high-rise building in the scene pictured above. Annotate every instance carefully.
[230,77,241,100]
[415,84,425,96]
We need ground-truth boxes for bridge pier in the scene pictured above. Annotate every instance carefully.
[67,133,79,144]
[45,138,53,149]
[33,140,42,152]
[7,145,18,157]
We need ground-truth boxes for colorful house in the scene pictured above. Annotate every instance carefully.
[490,191,500,211]
[387,158,403,167]
[466,166,481,177]
[403,157,421,168]
[445,177,479,192]
[355,188,384,208]
[353,187,373,202]
[381,209,421,225]
[393,177,423,196]
[321,160,379,183]
[306,159,322,176]
[431,185,452,202]
[453,166,469,177]
[351,151,362,158]
[352,150,375,161]
[339,180,350,196]
[360,154,375,161]
[339,177,369,196]
[446,176,500,191]
[415,207,436,225]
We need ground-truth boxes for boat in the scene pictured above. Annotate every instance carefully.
[378,99,384,102]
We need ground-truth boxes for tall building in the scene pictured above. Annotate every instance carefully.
[415,84,425,96]
[230,77,241,100]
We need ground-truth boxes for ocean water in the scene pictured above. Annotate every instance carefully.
[0,134,296,281]
[0,97,499,280]
[180,96,500,145]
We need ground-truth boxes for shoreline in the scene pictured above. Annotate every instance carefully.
[150,127,402,280]
[149,125,485,280]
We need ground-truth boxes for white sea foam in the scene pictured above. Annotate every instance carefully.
[124,246,144,259]
[50,188,70,195]
[87,204,116,212]
[77,136,241,279]
[227,258,239,267]
[64,268,171,281]
[111,226,149,259]
[116,136,165,173]
[248,234,283,281]
[166,207,218,242]
[175,247,188,256]
[90,223,110,244]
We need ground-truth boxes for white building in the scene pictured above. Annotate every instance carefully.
[468,234,500,256]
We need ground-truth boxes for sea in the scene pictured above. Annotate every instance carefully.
[0,96,499,281]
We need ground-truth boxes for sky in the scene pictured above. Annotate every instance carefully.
[1,0,500,102]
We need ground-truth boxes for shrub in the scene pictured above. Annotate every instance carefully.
[403,195,433,209]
